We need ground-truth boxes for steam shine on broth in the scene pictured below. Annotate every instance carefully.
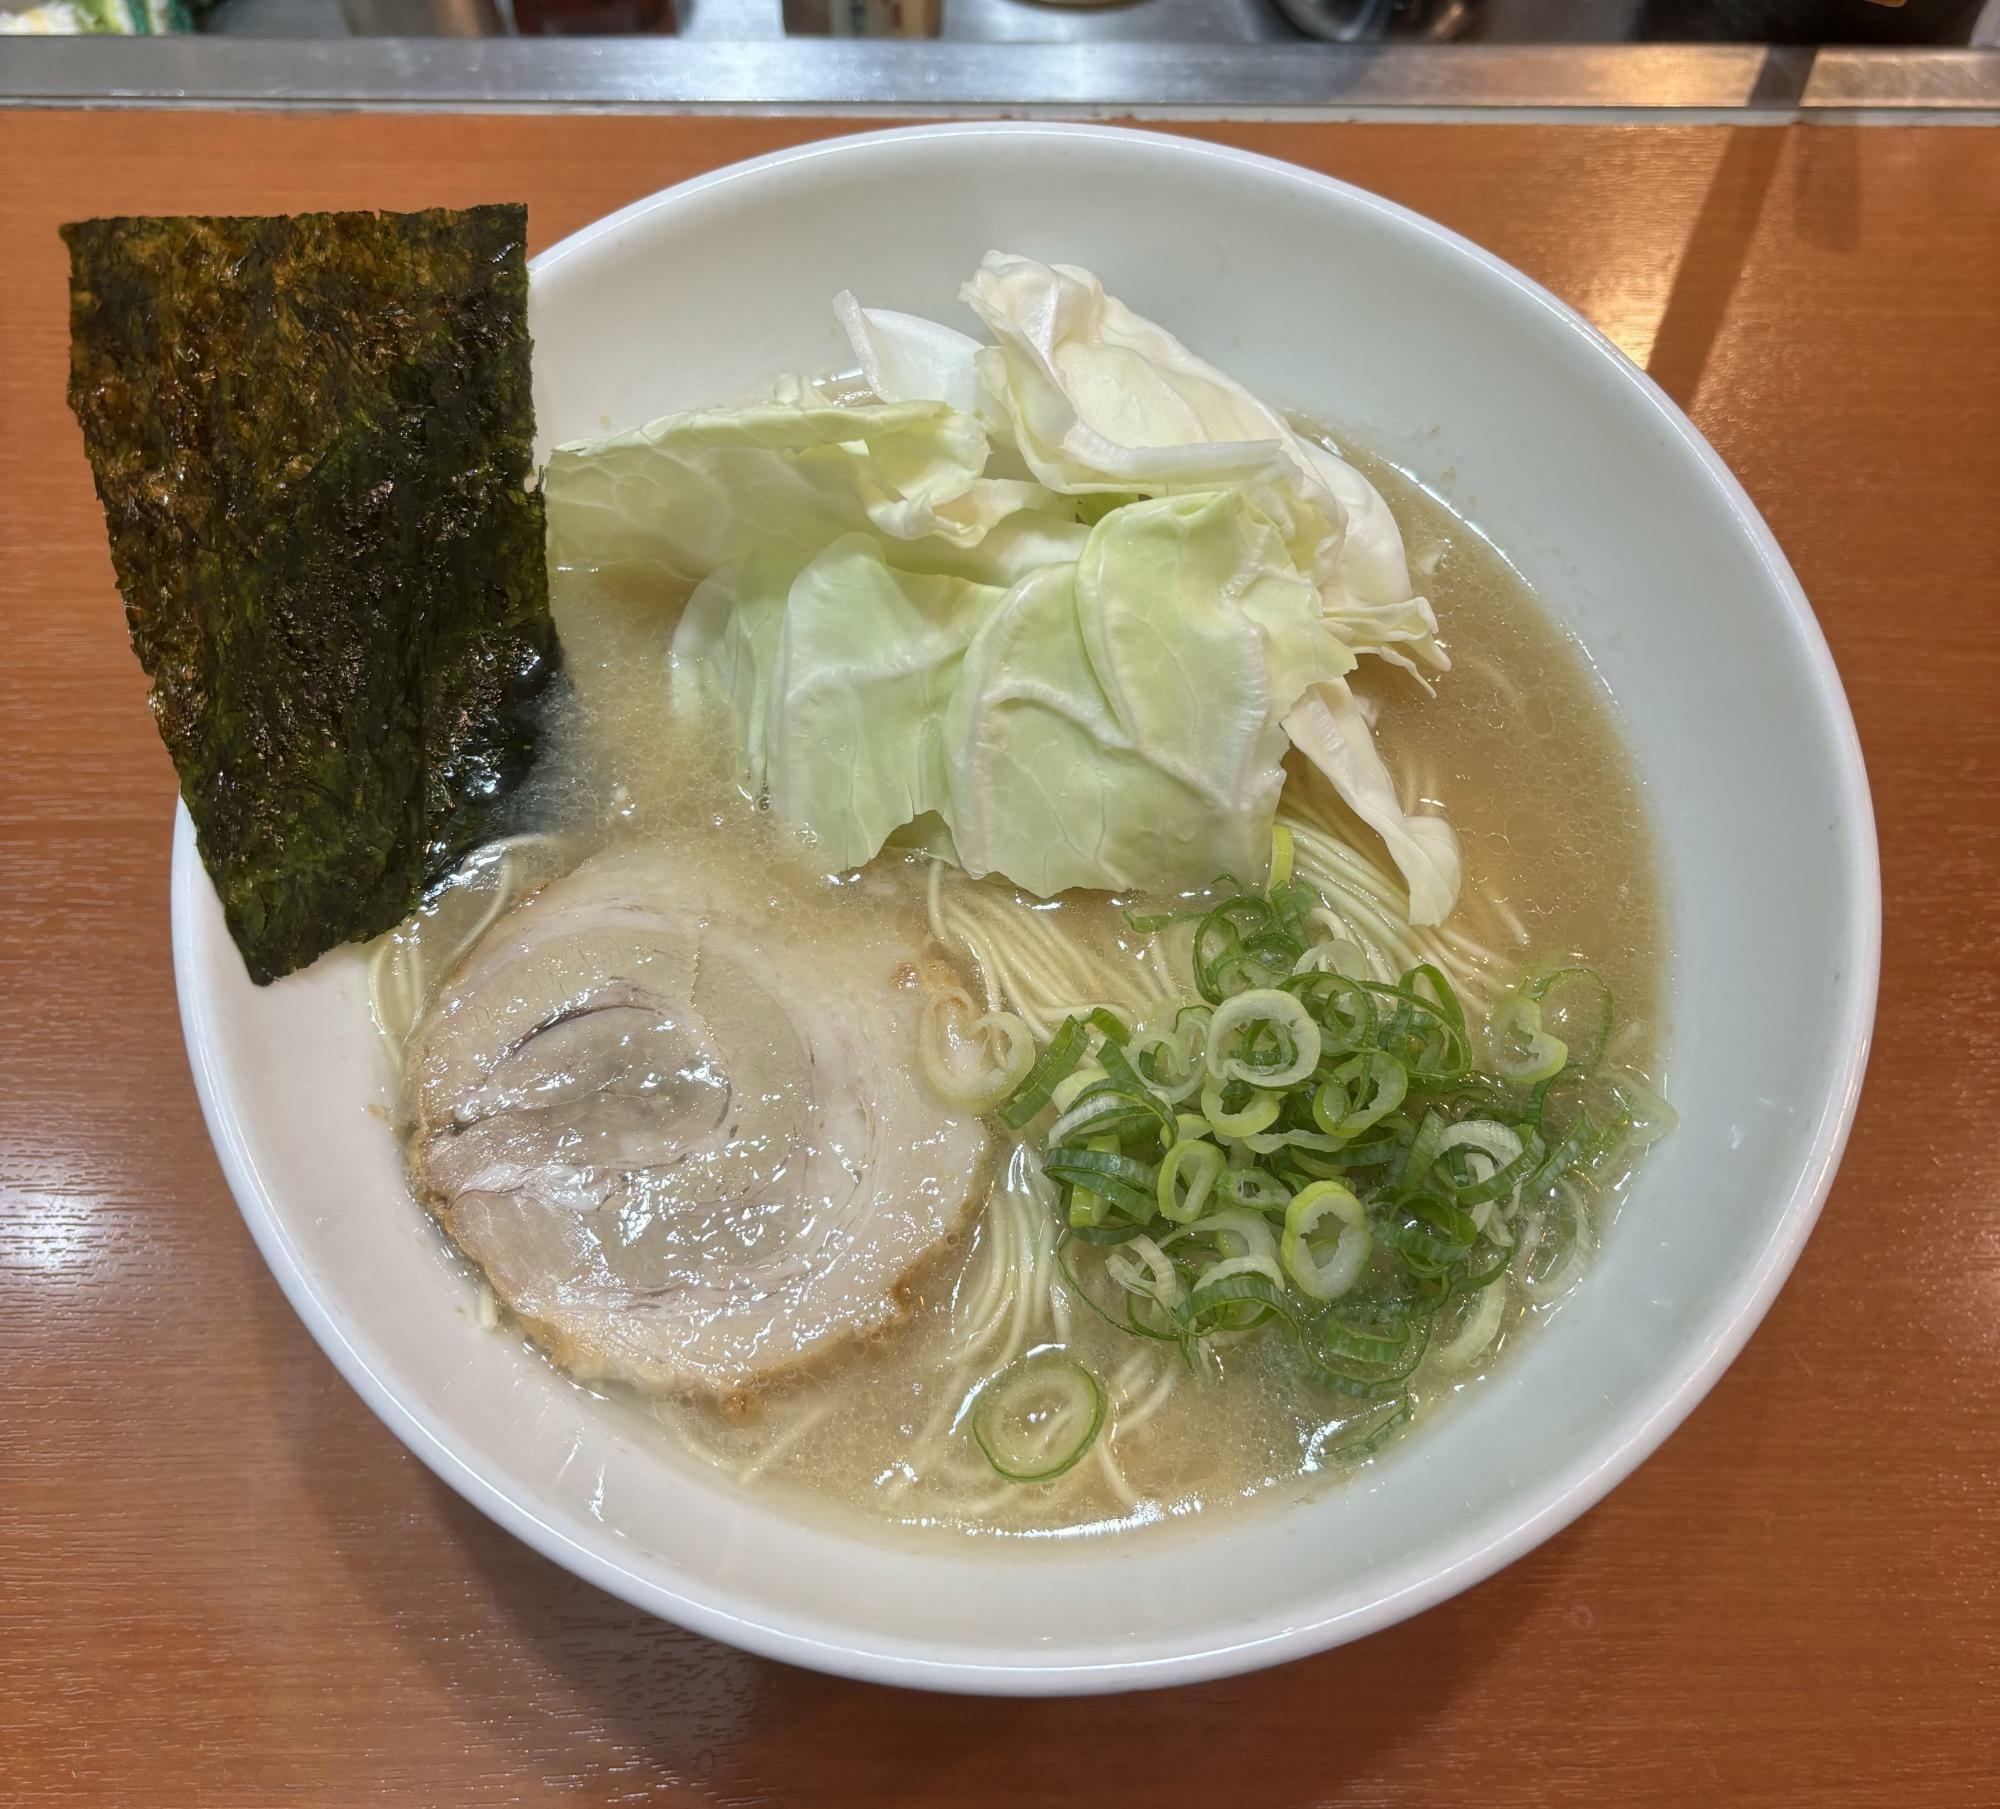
[381,420,1666,1544]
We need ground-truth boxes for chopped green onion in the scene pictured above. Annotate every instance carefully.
[996,867,1666,1478]
[1205,988,1323,1089]
[919,994,1036,1112]
[1129,1016,1206,1104]
[1523,965,1612,1072]
[1087,1006,1132,1046]
[1178,1207,1280,1270]
[1193,1252,1288,1296]
[998,1015,1089,1128]
[1066,1217,1144,1246]
[1489,992,1567,1085]
[1052,1234,1117,1323]
[971,1350,1107,1483]
[1043,1145,1159,1221]
[1192,894,1278,1004]
[1048,1053,1175,1146]
[1059,1131,1119,1230]
[1105,1232,1183,1311]
[1157,1137,1227,1224]
[1046,1087,1134,1146]
[1285,969,1379,1049]
[1184,1260,1289,1335]
[1312,1051,1409,1140]
[1364,981,1472,1085]
[1125,1285,1186,1340]
[1292,935,1368,980]
[1281,1181,1371,1301]
[1433,1280,1509,1370]
[1220,1166,1292,1214]
[1097,1037,1167,1107]
[1240,1126,1347,1158]
[1403,963,1466,1033]
[1066,1188,1109,1231]
[1433,1120,1545,1206]
[1375,1192,1478,1276]
[1317,1395,1413,1458]
[1314,1310,1421,1369]
[1606,1067,1678,1146]
[1199,1078,1283,1139]
[1528,1108,1607,1191]
[1175,1001,1214,1038]
[1434,1119,1523,1169]
[1050,1064,1108,1113]
[1268,878,1317,946]
[1388,1107,1448,1188]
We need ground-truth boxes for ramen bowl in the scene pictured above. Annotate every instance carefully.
[175,122,1878,1694]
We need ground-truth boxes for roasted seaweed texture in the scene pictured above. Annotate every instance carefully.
[64,203,556,984]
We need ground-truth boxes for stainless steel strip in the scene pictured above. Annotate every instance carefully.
[0,39,1782,110]
[1804,48,2000,110]
[0,37,1994,115]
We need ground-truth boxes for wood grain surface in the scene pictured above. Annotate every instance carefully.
[2,111,1996,1808]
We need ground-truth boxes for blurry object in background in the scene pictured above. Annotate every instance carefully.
[781,0,941,33]
[0,0,192,29]
[1275,0,1976,38]
[1633,0,1982,40]
[338,0,502,27]
[1268,0,1473,39]
[514,0,675,29]
[143,0,2000,40]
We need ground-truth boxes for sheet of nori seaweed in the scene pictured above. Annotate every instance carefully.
[64,203,557,984]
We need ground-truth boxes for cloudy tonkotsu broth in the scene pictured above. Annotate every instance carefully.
[405,428,1665,1543]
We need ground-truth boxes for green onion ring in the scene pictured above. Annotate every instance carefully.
[971,1351,1107,1483]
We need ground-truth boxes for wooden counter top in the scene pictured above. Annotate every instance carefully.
[2,111,1995,1808]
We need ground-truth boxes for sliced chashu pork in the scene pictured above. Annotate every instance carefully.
[406,843,990,1396]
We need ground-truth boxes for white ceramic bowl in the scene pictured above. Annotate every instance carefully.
[174,123,1878,1694]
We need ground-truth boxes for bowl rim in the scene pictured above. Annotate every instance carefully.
[174,119,1881,1695]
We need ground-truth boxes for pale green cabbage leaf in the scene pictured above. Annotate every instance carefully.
[1283,679,1463,926]
[837,255,1461,919]
[551,259,1463,920]
[544,393,1048,576]
[672,491,1345,889]
[946,491,1350,895]
[763,536,1004,871]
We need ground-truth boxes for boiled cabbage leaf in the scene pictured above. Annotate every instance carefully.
[950,253,1458,909]
[670,490,1345,895]
[763,537,1004,870]
[559,257,1464,918]
[669,545,802,799]
[945,492,1347,895]
[956,254,1443,663]
[545,394,1043,575]
[1284,678,1462,925]
[833,292,988,419]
